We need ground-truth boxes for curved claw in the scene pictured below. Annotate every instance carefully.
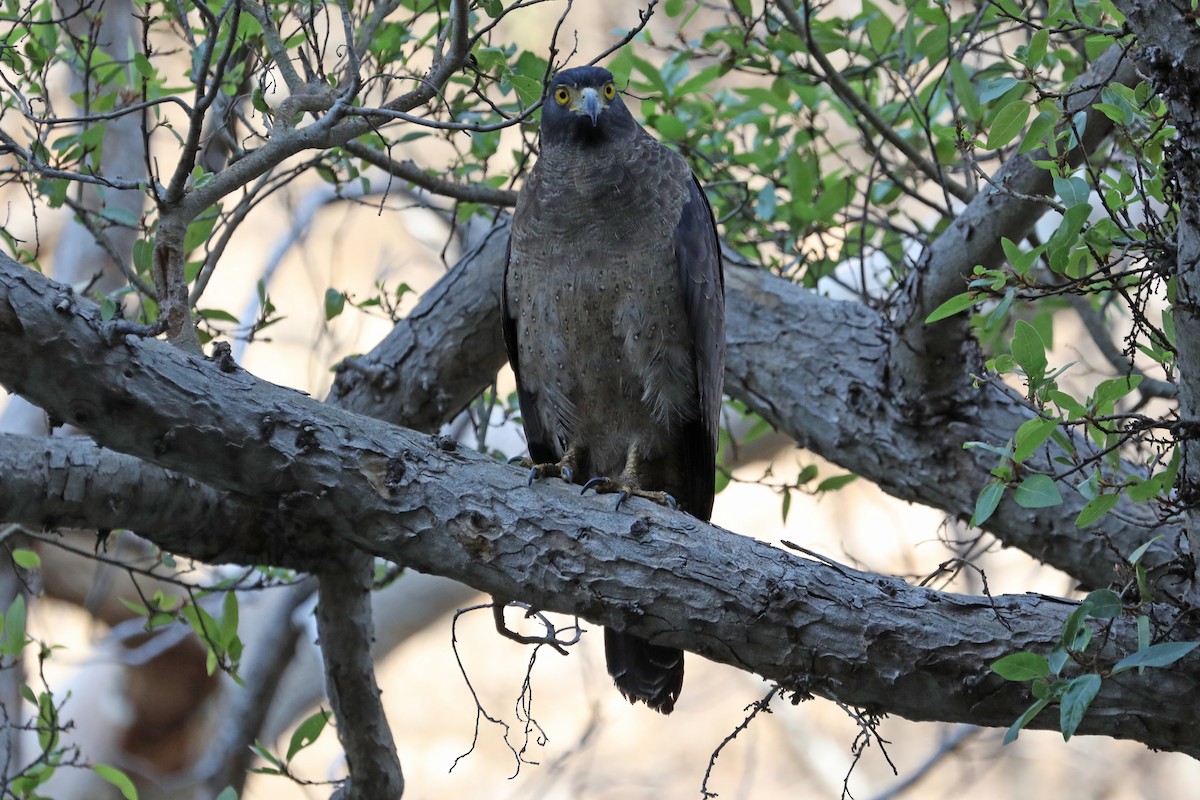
[663,493,678,510]
[508,455,526,465]
[561,465,573,483]
[526,467,540,486]
[613,490,629,512]
[581,476,607,496]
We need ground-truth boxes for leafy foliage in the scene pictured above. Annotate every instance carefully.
[994,564,1199,744]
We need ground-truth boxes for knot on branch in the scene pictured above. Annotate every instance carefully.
[273,81,336,131]
[207,340,238,372]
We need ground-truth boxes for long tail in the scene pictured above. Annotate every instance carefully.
[604,628,684,714]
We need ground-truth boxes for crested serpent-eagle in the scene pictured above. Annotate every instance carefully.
[502,65,726,714]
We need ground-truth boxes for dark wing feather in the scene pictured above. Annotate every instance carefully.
[672,175,725,521]
[502,233,557,465]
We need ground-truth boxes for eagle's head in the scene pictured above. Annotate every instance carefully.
[539,66,637,148]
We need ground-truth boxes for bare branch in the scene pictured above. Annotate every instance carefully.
[316,552,404,799]
[342,141,519,206]
[779,1,972,205]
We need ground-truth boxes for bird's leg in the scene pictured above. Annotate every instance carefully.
[511,444,584,485]
[581,441,677,511]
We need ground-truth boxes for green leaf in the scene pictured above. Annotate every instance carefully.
[324,288,346,321]
[1004,698,1049,745]
[925,291,977,323]
[1075,492,1119,528]
[1061,605,1088,654]
[197,308,239,324]
[1025,28,1049,67]
[215,787,239,800]
[949,58,980,120]
[101,295,119,322]
[133,53,154,80]
[986,100,1031,150]
[1011,320,1048,380]
[508,75,541,107]
[221,590,239,650]
[2,595,26,657]
[1126,476,1164,503]
[816,474,857,492]
[183,209,218,255]
[11,549,40,570]
[1012,417,1058,463]
[1092,375,1143,412]
[287,709,331,760]
[1053,175,1090,207]
[972,480,1005,527]
[93,764,139,800]
[1111,641,1199,674]
[1047,644,1070,675]
[1019,110,1056,153]
[963,441,1014,459]
[991,652,1049,681]
[755,183,777,221]
[36,690,58,751]
[1128,536,1163,566]
[250,741,283,774]
[1014,474,1062,508]
[1059,673,1101,741]
[654,114,688,140]
[1081,588,1122,619]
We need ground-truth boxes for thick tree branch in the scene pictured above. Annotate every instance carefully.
[329,221,1173,589]
[889,44,1138,407]
[37,184,1151,597]
[1,255,1197,756]
[0,434,328,569]
[316,552,404,799]
[329,219,512,426]
[1117,0,1200,600]
[722,260,1173,589]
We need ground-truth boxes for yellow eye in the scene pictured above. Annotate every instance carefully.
[603,82,616,100]
[554,87,570,105]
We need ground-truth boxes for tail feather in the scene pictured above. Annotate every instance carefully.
[604,628,684,714]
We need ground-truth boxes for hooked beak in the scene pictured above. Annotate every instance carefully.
[580,87,601,126]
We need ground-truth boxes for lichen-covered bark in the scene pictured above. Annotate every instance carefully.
[2,254,1199,756]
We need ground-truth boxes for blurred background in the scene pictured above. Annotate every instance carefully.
[2,1,1196,798]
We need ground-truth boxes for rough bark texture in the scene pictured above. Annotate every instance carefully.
[2,254,1199,757]
[888,44,1139,407]
[329,221,512,429]
[1118,0,1200,602]
[328,217,1179,587]
[0,220,1174,584]
[316,552,404,798]
[0,434,296,566]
